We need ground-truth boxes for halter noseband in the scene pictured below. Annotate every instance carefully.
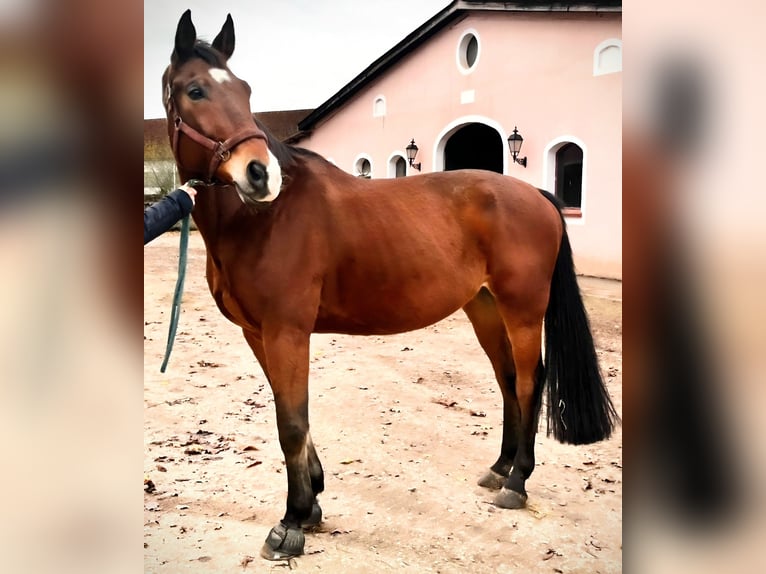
[165,82,268,183]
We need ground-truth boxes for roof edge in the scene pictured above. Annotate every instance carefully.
[297,0,621,132]
[298,1,462,132]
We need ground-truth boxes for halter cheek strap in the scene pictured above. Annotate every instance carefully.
[166,84,268,183]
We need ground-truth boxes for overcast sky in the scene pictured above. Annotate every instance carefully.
[144,0,449,118]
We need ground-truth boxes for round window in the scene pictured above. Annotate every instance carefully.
[356,157,371,178]
[458,32,480,72]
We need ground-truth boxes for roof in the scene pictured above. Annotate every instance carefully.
[143,108,314,159]
[255,109,314,143]
[297,0,621,134]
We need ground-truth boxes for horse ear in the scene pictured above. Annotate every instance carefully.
[212,14,235,60]
[172,9,196,63]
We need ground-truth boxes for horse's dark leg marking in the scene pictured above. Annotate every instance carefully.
[244,328,318,559]
[306,433,325,497]
[491,284,547,509]
[463,288,520,490]
[245,329,324,517]
[303,433,324,528]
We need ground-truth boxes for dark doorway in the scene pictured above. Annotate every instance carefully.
[444,123,503,173]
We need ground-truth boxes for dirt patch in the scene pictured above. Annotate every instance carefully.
[144,231,622,573]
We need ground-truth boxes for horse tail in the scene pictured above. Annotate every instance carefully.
[539,189,620,444]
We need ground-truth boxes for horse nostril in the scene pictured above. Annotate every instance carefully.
[247,160,268,190]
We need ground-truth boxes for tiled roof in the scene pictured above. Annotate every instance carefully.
[254,109,314,143]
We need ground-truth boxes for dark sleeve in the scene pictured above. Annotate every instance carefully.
[143,188,194,245]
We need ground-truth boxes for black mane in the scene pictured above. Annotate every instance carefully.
[252,118,327,170]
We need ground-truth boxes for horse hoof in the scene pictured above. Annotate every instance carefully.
[302,501,323,529]
[260,522,305,560]
[477,469,506,491]
[493,487,528,509]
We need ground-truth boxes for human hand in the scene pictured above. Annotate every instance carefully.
[179,182,198,206]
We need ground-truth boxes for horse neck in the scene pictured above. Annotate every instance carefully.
[178,167,241,246]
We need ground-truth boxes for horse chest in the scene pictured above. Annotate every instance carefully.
[206,256,264,329]
[207,248,313,330]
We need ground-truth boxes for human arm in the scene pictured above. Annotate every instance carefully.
[143,185,197,245]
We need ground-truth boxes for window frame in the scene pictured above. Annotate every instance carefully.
[456,29,481,75]
[372,95,386,118]
[353,153,373,178]
[593,38,622,76]
[543,136,588,223]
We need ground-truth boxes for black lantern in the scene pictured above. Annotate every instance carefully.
[405,138,421,171]
[507,126,527,168]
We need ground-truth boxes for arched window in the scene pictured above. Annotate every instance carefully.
[355,155,372,178]
[395,157,407,178]
[594,39,622,76]
[373,95,386,117]
[387,153,408,178]
[555,143,583,210]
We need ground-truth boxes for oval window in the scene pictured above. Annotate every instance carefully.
[465,35,478,67]
[458,32,480,72]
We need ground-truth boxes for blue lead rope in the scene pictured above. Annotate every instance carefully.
[160,213,190,372]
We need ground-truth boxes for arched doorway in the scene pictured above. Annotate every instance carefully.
[444,123,503,173]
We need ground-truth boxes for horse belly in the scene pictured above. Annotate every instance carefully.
[315,260,486,335]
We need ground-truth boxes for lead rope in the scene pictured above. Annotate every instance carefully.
[160,180,204,372]
[160,213,189,372]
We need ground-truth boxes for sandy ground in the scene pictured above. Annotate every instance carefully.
[144,230,622,573]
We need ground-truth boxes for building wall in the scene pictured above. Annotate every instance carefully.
[297,11,622,278]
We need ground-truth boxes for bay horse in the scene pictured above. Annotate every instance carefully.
[161,10,618,560]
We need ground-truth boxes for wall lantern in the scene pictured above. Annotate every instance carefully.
[405,138,422,171]
[507,126,527,168]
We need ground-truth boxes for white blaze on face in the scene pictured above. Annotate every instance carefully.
[219,147,283,204]
[262,148,283,201]
[209,68,232,83]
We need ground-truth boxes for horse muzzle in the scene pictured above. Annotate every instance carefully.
[219,144,283,205]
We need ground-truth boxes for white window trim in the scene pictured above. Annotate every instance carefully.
[353,153,374,178]
[372,94,387,117]
[542,135,588,225]
[593,38,622,76]
[456,29,481,75]
[387,151,408,178]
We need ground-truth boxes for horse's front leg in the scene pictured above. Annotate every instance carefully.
[243,327,324,522]
[258,325,315,560]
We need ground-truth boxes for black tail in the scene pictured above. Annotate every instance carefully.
[539,190,620,444]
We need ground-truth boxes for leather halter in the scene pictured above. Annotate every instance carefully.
[165,81,268,183]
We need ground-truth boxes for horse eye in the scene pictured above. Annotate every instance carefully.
[187,86,205,101]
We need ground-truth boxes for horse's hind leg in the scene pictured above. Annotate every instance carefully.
[463,287,520,490]
[302,433,324,527]
[490,288,548,509]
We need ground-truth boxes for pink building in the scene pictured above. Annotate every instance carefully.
[293,0,622,278]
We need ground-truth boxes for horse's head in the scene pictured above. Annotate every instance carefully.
[162,10,282,204]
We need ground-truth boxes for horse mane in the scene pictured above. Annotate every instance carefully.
[252,118,328,170]
[191,41,228,68]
